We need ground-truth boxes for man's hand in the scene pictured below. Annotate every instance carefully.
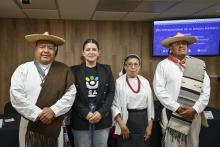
[38,107,55,125]
[180,106,197,120]
[176,106,185,114]
[89,111,102,124]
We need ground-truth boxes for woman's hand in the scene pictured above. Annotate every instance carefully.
[121,123,130,139]
[144,120,153,141]
[85,112,94,121]
[115,114,130,139]
[89,111,102,124]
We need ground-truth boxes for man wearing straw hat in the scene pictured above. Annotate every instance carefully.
[153,32,210,147]
[10,32,76,147]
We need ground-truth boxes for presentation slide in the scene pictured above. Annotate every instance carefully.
[153,18,220,56]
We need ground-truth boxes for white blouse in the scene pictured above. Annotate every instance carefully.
[126,77,148,109]
[112,74,154,135]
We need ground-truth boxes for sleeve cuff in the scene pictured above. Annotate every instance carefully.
[31,108,42,122]
[172,103,181,112]
[50,105,58,117]
[192,105,200,114]
[113,110,120,118]
[148,117,154,121]
[112,108,120,118]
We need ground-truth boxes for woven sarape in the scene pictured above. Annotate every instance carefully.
[166,56,207,143]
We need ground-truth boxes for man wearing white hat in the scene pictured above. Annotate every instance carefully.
[10,32,76,147]
[153,32,210,147]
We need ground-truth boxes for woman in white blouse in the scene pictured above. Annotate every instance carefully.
[112,54,154,147]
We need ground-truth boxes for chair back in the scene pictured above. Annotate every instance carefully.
[4,102,18,115]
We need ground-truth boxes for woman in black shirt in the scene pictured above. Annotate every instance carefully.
[70,39,115,147]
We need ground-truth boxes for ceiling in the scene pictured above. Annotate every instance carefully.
[0,0,219,21]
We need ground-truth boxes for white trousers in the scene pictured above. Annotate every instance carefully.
[161,108,201,147]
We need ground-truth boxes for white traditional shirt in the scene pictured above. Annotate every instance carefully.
[153,57,210,113]
[112,74,154,135]
[10,61,76,147]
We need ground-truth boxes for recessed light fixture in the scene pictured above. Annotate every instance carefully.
[21,0,31,4]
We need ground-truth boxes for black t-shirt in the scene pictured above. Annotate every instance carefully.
[85,66,99,103]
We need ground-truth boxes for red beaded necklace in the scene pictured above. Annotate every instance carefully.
[126,76,141,93]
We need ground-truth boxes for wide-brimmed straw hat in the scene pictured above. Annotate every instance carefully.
[25,32,65,45]
[160,32,197,48]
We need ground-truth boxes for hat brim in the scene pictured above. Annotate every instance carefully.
[160,36,197,48]
[25,34,65,45]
